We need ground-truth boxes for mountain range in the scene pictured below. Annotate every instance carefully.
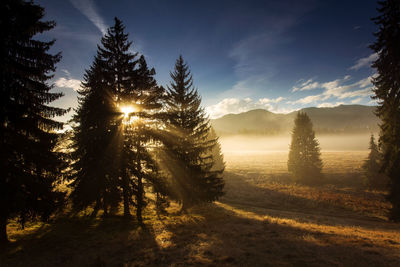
[210,105,379,136]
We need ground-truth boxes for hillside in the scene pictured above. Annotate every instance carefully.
[211,105,379,136]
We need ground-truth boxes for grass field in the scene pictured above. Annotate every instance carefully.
[1,151,400,266]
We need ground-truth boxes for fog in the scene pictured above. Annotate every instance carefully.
[219,134,374,155]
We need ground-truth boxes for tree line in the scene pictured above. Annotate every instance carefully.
[0,0,224,243]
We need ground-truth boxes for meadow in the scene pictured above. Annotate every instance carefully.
[1,140,400,266]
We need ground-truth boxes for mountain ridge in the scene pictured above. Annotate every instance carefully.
[211,104,379,136]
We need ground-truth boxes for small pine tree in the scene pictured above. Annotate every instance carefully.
[163,56,224,211]
[208,128,226,172]
[362,134,388,190]
[288,112,323,185]
[370,0,400,221]
[0,0,67,243]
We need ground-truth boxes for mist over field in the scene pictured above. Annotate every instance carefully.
[219,134,374,155]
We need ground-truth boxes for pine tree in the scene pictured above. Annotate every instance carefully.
[70,18,137,217]
[370,0,400,220]
[122,55,165,223]
[70,19,166,222]
[69,56,121,216]
[0,0,67,243]
[362,134,388,190]
[208,128,226,172]
[288,112,323,185]
[163,56,224,211]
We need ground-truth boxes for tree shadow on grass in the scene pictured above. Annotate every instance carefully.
[221,171,399,231]
[162,203,400,266]
[0,215,161,266]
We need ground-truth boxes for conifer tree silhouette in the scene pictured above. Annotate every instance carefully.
[0,0,67,243]
[370,0,400,220]
[288,112,323,185]
[70,18,165,222]
[70,18,138,216]
[163,56,224,211]
[362,134,388,190]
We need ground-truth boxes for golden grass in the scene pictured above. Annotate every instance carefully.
[1,151,400,266]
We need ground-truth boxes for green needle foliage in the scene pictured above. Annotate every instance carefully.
[0,0,67,243]
[370,0,400,220]
[163,56,224,211]
[288,112,323,185]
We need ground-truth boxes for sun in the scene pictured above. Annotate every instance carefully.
[120,106,135,118]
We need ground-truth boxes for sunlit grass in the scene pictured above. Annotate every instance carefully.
[2,151,400,266]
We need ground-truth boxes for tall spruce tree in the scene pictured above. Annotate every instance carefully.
[288,112,323,185]
[163,56,224,211]
[69,56,121,216]
[362,134,388,190]
[0,0,67,243]
[70,19,165,222]
[70,18,137,217]
[370,0,400,220]
[122,55,165,223]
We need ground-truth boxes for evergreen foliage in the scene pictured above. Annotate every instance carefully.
[288,112,323,185]
[70,18,165,222]
[69,56,121,216]
[122,55,165,223]
[163,56,224,211]
[208,128,226,172]
[370,0,400,220]
[70,18,138,217]
[362,134,388,190]
[0,0,67,243]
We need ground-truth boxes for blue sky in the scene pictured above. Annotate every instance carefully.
[36,0,379,121]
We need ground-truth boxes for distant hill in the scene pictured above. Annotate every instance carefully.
[211,105,379,136]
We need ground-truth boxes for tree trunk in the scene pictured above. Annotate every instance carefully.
[0,216,8,244]
[136,174,143,224]
[122,173,131,218]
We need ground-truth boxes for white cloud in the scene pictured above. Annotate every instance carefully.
[55,77,81,91]
[287,94,324,105]
[292,79,320,92]
[69,0,108,35]
[288,75,375,105]
[349,53,378,71]
[338,87,373,99]
[206,97,288,119]
[317,102,345,108]
[351,98,363,104]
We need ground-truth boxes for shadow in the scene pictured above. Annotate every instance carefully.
[161,203,400,266]
[0,215,161,266]
[1,172,399,266]
[220,171,397,231]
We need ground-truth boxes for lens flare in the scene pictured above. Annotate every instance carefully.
[120,106,135,118]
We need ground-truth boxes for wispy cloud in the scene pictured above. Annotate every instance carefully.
[288,75,375,105]
[317,102,345,108]
[349,53,378,70]
[292,79,320,92]
[206,97,290,119]
[55,77,81,91]
[226,1,316,97]
[69,0,108,35]
[351,97,363,104]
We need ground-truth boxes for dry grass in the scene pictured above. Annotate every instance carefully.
[1,151,400,266]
